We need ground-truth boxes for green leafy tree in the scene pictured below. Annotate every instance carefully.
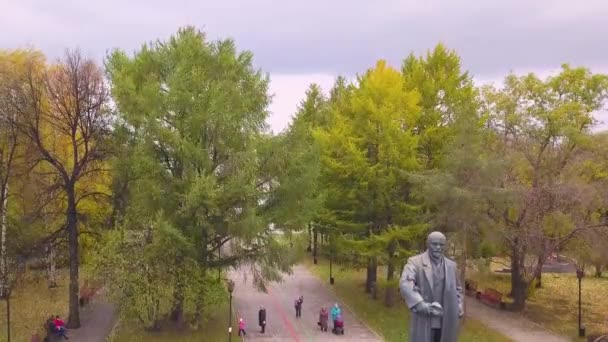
[403,45,497,285]
[402,44,477,169]
[90,216,225,330]
[261,84,327,233]
[105,26,292,327]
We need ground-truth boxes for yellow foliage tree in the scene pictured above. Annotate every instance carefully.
[4,49,113,328]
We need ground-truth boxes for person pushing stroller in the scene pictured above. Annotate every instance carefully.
[330,303,344,334]
[332,314,344,335]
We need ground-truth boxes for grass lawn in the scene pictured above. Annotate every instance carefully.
[109,302,232,342]
[469,259,608,340]
[0,270,69,342]
[303,256,513,342]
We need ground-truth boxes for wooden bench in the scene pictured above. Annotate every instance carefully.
[464,279,478,297]
[588,334,608,342]
[479,288,506,310]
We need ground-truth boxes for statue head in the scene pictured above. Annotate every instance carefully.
[426,231,446,261]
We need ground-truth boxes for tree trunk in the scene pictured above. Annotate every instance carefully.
[459,227,467,287]
[510,245,527,311]
[192,301,203,328]
[47,243,57,288]
[306,223,312,252]
[535,271,542,288]
[170,294,185,326]
[595,263,603,278]
[0,183,7,287]
[170,263,186,326]
[459,227,467,320]
[66,187,81,328]
[365,257,377,294]
[534,254,544,288]
[384,240,397,307]
[313,226,318,264]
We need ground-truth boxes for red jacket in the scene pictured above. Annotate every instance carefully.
[53,318,65,329]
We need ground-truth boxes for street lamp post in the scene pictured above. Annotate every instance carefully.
[576,268,585,338]
[227,280,235,342]
[329,255,334,285]
[329,233,334,285]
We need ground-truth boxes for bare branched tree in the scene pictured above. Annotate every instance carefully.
[7,50,112,328]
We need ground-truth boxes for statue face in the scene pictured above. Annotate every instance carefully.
[427,232,446,260]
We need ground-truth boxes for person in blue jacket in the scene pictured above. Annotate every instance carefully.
[330,303,341,329]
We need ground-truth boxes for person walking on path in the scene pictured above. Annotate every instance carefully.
[294,295,303,318]
[258,305,267,333]
[318,307,329,332]
[238,318,247,337]
[330,303,341,330]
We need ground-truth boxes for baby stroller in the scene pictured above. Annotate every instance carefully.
[332,315,345,335]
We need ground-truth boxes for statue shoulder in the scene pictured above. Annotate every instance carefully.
[407,253,424,264]
[444,256,457,267]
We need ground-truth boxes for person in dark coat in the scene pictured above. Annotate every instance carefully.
[258,305,267,333]
[294,296,303,318]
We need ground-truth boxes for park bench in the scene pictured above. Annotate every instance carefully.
[479,288,506,310]
[464,279,478,297]
[588,334,608,342]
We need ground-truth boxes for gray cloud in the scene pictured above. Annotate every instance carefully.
[2,0,608,78]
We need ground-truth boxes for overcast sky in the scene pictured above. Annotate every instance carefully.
[2,0,608,132]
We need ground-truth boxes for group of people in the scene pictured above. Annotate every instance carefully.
[294,295,344,334]
[318,303,344,334]
[33,315,68,341]
[235,297,345,337]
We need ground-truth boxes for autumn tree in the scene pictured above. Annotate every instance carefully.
[481,65,608,309]
[566,131,608,277]
[0,50,65,294]
[315,61,425,305]
[403,45,494,285]
[7,50,112,327]
[0,50,27,293]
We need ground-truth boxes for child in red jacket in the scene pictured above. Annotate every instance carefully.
[238,317,246,336]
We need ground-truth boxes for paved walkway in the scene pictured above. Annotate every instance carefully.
[57,269,572,342]
[67,290,117,342]
[231,265,381,342]
[465,297,571,342]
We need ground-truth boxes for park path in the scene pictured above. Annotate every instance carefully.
[465,297,571,342]
[67,290,117,342]
[230,265,381,342]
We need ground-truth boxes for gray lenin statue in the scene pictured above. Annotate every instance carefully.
[399,231,463,342]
